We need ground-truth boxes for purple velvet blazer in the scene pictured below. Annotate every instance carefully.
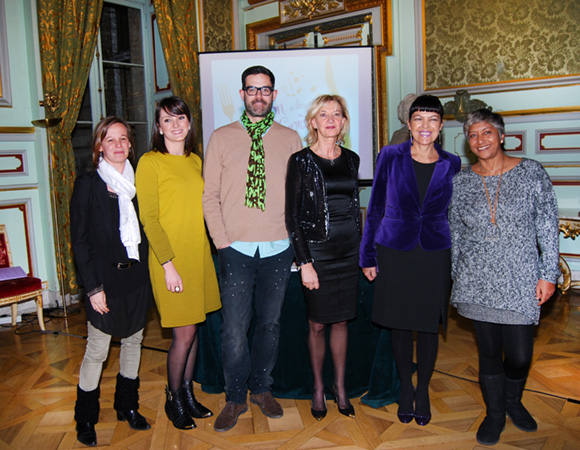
[359,140,461,268]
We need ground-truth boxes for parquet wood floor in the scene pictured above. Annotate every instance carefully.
[0,289,579,449]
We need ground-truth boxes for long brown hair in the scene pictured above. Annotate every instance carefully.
[151,96,197,156]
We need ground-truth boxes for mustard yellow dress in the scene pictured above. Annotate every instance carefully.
[136,151,221,327]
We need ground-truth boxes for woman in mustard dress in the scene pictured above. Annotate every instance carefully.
[136,96,221,430]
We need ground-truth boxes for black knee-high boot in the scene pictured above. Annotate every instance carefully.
[165,386,196,429]
[505,376,537,432]
[114,373,151,430]
[75,385,100,447]
[182,380,213,418]
[477,374,506,446]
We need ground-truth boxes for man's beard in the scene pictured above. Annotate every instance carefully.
[245,98,272,119]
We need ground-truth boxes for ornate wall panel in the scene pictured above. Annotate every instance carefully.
[538,130,580,153]
[421,0,580,93]
[0,0,12,107]
[203,0,233,52]
[0,202,36,277]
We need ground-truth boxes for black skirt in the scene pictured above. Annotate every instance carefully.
[305,213,359,323]
[373,244,451,333]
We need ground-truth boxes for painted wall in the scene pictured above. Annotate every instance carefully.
[0,0,58,318]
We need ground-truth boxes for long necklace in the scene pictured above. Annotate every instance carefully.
[479,158,504,240]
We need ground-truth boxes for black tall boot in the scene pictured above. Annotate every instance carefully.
[165,386,196,429]
[477,374,506,446]
[505,376,537,432]
[74,385,100,447]
[182,380,213,418]
[114,373,151,430]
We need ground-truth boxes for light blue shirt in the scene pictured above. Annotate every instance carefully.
[230,239,290,258]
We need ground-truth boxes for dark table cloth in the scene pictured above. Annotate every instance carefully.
[194,267,400,407]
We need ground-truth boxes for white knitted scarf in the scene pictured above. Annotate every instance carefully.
[97,157,140,261]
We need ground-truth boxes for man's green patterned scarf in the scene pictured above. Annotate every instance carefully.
[241,110,274,211]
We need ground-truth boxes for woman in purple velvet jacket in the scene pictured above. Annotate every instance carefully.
[360,95,460,426]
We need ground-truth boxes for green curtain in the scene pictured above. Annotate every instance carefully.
[152,0,203,150]
[37,0,104,295]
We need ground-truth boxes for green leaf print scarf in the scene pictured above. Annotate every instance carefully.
[241,110,274,211]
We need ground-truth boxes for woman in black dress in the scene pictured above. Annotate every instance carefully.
[70,117,153,446]
[360,95,461,426]
[286,94,360,420]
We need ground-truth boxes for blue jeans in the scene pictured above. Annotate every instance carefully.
[218,246,293,403]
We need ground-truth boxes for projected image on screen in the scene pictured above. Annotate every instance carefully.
[199,47,375,180]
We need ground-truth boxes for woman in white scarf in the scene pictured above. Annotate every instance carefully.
[70,117,153,447]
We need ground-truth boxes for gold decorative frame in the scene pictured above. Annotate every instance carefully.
[247,0,391,53]
[416,0,580,95]
[151,14,171,92]
[279,0,346,25]
[0,0,12,107]
[247,0,392,159]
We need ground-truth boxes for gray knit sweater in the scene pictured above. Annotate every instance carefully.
[449,158,560,325]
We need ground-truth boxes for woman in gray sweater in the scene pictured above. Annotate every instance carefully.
[449,109,560,446]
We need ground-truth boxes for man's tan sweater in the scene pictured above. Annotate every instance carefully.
[202,120,302,249]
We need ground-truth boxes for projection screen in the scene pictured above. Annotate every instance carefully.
[199,47,375,180]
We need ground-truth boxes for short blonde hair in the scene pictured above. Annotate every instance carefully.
[305,95,350,146]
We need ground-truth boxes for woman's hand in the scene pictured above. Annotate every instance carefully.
[163,260,183,293]
[89,291,109,315]
[536,279,555,305]
[300,263,319,290]
[362,267,377,281]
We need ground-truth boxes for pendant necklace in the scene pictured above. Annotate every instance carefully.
[479,158,504,240]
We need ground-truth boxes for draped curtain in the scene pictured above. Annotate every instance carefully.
[37,0,104,295]
[152,0,203,150]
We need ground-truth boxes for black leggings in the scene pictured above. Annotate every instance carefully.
[473,320,534,379]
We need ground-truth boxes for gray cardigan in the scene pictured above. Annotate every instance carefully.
[448,158,560,325]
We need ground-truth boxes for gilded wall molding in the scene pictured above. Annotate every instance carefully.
[0,127,36,134]
[247,0,391,53]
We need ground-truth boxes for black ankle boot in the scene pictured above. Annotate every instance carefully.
[165,386,196,429]
[477,374,506,446]
[74,385,100,447]
[182,380,213,418]
[505,376,537,432]
[114,374,151,430]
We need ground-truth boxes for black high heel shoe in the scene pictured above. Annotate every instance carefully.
[397,409,414,424]
[414,387,431,426]
[397,387,415,424]
[311,393,327,420]
[329,385,355,418]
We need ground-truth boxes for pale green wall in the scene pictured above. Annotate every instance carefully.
[0,0,58,317]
